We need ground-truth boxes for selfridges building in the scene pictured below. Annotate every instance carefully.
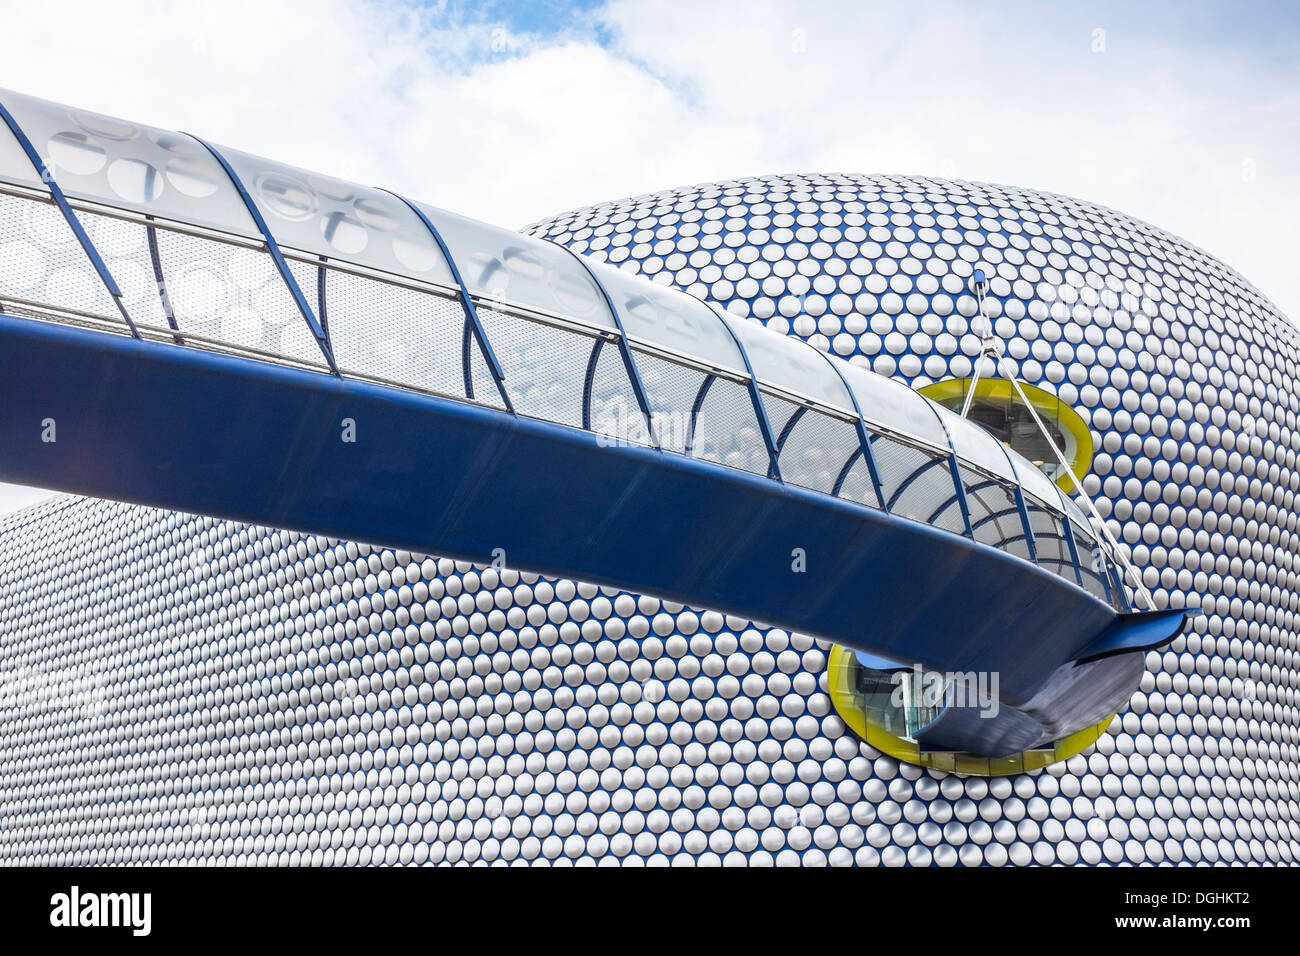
[0,93,1296,866]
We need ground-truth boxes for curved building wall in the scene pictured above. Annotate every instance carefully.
[0,173,1297,865]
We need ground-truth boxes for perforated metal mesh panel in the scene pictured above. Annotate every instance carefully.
[466,325,507,410]
[478,305,593,428]
[586,340,649,445]
[80,212,170,331]
[0,193,122,327]
[778,409,862,494]
[961,467,1033,562]
[325,269,467,399]
[632,348,710,454]
[154,227,326,366]
[690,375,769,475]
[287,258,322,321]
[760,392,803,449]
[836,453,880,508]
[1025,497,1076,581]
[872,434,963,532]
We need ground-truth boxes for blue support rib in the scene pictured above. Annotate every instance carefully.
[382,190,513,414]
[0,98,140,338]
[1108,562,1132,612]
[775,405,807,454]
[886,454,947,512]
[685,375,715,457]
[144,220,181,342]
[1061,517,1087,586]
[831,448,862,498]
[1012,486,1039,563]
[581,338,603,432]
[547,242,659,449]
[315,257,329,337]
[930,413,975,539]
[186,135,338,374]
[1097,551,1116,606]
[713,313,783,481]
[816,351,888,511]
[987,433,1038,564]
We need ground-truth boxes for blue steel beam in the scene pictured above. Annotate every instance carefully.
[0,312,1165,708]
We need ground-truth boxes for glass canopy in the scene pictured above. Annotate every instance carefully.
[413,201,616,331]
[0,87,1131,612]
[0,89,259,238]
[215,146,456,287]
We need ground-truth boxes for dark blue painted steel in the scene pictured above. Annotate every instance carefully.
[934,437,975,539]
[1074,607,1192,663]
[0,97,140,338]
[685,374,715,457]
[0,312,1154,708]
[581,338,603,433]
[774,405,807,453]
[1061,517,1086,586]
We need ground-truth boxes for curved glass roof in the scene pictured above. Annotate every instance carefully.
[934,404,1016,482]
[0,89,259,237]
[836,359,950,449]
[0,115,41,189]
[590,262,746,375]
[216,145,456,287]
[720,311,855,414]
[0,87,1130,611]
[412,201,616,331]
[1010,450,1063,506]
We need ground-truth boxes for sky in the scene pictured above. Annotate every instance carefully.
[0,0,1297,514]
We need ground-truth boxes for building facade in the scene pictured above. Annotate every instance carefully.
[1,172,1297,865]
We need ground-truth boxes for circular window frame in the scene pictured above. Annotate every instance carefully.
[827,645,1112,776]
[917,377,1093,492]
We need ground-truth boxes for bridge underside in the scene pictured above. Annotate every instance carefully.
[0,314,1187,754]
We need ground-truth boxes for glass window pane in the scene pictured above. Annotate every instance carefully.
[413,202,616,330]
[216,146,455,287]
[0,90,258,238]
[1056,486,1094,530]
[1025,496,1075,580]
[153,227,327,367]
[933,403,1016,481]
[871,434,964,533]
[1071,524,1111,602]
[0,110,41,188]
[476,304,610,428]
[720,313,853,413]
[1009,449,1061,507]
[589,261,746,374]
[777,409,862,494]
[836,360,950,448]
[323,269,467,399]
[0,192,122,324]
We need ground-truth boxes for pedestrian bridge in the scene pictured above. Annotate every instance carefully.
[0,90,1188,761]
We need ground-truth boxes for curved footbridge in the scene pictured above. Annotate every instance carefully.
[0,91,1189,760]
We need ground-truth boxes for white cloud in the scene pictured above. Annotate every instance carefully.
[0,0,1295,516]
